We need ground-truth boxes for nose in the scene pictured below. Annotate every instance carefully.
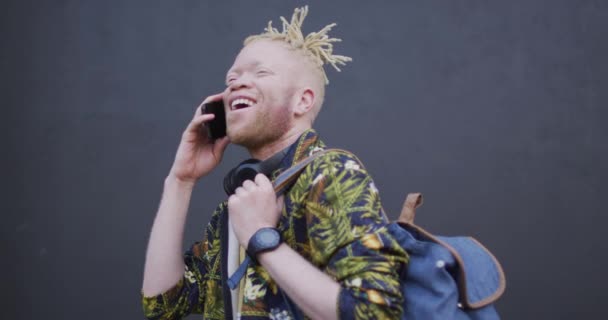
[228,73,252,92]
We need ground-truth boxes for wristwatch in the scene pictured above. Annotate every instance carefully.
[247,227,282,262]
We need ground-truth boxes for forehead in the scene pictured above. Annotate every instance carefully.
[227,39,300,73]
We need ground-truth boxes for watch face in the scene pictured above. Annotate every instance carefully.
[257,229,280,247]
[248,228,281,259]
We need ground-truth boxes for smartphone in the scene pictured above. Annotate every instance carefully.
[201,100,227,140]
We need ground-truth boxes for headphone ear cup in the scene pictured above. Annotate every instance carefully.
[223,167,238,195]
[224,159,262,195]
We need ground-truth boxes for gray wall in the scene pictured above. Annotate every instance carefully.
[3,1,607,319]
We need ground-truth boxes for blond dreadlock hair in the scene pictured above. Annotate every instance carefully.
[243,6,352,85]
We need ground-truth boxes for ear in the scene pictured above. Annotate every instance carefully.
[293,88,315,117]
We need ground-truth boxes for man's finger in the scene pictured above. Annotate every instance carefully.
[185,113,215,133]
[194,93,225,118]
[242,180,256,191]
[235,186,246,197]
[276,195,285,213]
[193,113,216,125]
[212,136,231,155]
[254,173,272,190]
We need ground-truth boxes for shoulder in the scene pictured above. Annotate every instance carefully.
[291,147,376,204]
[309,148,371,179]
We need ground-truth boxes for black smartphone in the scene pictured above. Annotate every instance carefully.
[201,100,227,140]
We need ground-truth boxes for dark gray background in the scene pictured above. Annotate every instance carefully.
[2,0,606,319]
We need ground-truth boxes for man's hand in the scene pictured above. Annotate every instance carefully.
[227,174,284,247]
[168,93,230,186]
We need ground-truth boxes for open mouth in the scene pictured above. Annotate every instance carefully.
[230,98,255,111]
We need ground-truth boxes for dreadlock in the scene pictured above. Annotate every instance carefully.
[244,6,352,85]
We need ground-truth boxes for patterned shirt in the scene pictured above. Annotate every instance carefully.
[142,129,409,319]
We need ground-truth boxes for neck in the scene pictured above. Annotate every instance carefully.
[248,126,309,160]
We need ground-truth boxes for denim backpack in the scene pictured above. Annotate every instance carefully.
[390,193,506,319]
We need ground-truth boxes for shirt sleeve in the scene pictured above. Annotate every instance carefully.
[304,151,409,319]
[141,206,222,320]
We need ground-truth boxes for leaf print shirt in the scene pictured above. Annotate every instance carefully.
[142,129,409,319]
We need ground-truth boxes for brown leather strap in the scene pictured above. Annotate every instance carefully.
[398,193,423,224]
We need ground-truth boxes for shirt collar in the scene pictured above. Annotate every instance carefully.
[271,128,326,179]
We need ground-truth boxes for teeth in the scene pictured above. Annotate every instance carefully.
[230,98,255,108]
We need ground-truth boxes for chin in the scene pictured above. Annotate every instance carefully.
[228,131,275,152]
[227,129,255,148]
[226,131,244,145]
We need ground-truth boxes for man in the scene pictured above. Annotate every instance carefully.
[142,7,408,319]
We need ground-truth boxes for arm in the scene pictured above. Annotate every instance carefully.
[228,175,340,319]
[141,94,230,318]
[228,152,408,319]
[257,243,341,319]
[301,153,408,319]
[142,176,194,296]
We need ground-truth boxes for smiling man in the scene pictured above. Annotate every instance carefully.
[142,6,408,319]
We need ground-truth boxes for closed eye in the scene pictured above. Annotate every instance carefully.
[256,69,272,76]
[225,72,238,85]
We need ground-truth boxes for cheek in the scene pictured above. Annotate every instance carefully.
[275,105,293,125]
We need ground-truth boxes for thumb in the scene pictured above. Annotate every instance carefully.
[276,195,285,213]
[213,136,230,155]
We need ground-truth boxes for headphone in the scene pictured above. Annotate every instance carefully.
[223,146,290,195]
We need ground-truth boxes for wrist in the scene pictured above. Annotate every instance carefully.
[256,242,287,263]
[246,227,282,262]
[165,174,196,190]
[241,224,274,247]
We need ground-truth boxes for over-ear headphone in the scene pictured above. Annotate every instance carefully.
[223,146,290,195]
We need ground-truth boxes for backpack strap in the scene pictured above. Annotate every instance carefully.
[398,192,423,224]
